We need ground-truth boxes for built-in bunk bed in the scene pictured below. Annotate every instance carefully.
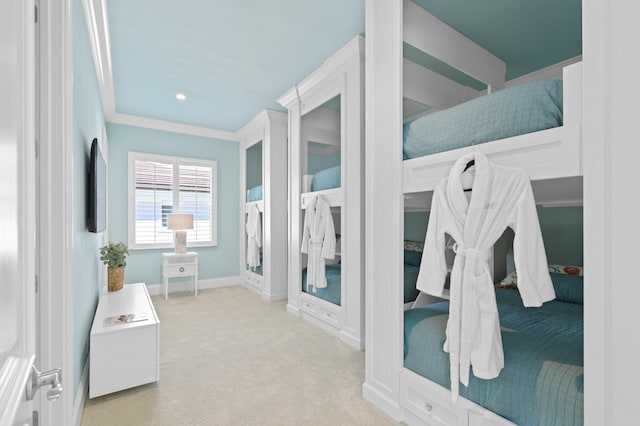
[238,110,288,300]
[278,36,365,350]
[365,1,584,425]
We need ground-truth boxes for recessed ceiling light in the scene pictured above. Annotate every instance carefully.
[175,92,187,101]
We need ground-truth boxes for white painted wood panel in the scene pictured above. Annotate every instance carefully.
[237,110,288,301]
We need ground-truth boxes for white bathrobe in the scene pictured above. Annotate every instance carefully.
[301,195,336,291]
[245,203,262,268]
[417,151,555,401]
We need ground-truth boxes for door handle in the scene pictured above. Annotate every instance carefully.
[26,365,63,401]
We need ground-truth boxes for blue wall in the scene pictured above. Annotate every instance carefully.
[106,123,240,285]
[72,0,104,398]
[404,206,583,266]
[404,211,430,242]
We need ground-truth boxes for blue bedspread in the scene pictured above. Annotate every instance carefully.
[404,289,583,425]
[302,263,341,306]
[247,185,263,202]
[311,165,341,191]
[403,79,563,159]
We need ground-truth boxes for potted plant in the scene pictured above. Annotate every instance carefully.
[100,241,129,292]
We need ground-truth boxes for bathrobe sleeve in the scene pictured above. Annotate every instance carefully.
[510,172,555,306]
[255,207,262,248]
[321,202,336,260]
[416,184,450,297]
[301,205,310,254]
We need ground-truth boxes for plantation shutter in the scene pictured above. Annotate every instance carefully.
[134,160,175,245]
[178,165,213,242]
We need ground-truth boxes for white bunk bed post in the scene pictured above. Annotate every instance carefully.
[237,109,288,301]
[363,0,404,420]
[278,36,365,350]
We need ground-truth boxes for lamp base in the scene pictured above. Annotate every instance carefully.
[174,230,187,253]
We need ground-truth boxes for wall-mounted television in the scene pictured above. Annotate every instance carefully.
[88,137,106,233]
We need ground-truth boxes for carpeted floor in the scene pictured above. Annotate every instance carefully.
[81,285,397,425]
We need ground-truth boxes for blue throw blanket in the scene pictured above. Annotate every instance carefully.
[404,289,583,425]
[403,79,563,159]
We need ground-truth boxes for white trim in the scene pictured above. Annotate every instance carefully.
[72,360,89,426]
[127,151,218,250]
[277,36,365,108]
[145,276,241,297]
[505,55,582,87]
[403,0,505,90]
[81,0,115,118]
[109,112,239,142]
[362,382,403,422]
[38,0,74,424]
[82,0,241,141]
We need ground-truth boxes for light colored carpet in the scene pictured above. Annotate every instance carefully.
[81,285,397,425]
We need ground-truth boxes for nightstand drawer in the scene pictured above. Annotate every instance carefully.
[164,264,196,277]
[165,254,197,265]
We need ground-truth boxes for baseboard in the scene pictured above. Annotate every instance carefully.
[362,381,403,422]
[263,289,288,301]
[73,359,89,426]
[286,303,300,316]
[339,329,365,351]
[145,276,241,296]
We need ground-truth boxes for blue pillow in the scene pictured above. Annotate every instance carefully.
[311,165,341,191]
[404,250,422,267]
[550,272,583,305]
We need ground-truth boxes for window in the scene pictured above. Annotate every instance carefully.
[128,152,217,249]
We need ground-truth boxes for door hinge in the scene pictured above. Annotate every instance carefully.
[35,139,39,158]
[34,5,38,23]
[33,410,39,426]
[35,275,39,293]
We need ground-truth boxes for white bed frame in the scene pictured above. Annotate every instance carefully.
[278,36,365,350]
[364,1,583,425]
[238,109,288,300]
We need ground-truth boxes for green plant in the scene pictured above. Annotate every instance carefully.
[99,241,129,269]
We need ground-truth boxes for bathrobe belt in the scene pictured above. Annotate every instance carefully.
[448,243,491,401]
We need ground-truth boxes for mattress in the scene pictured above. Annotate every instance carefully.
[403,79,563,159]
[311,165,341,191]
[247,185,263,202]
[404,288,583,426]
[302,263,341,306]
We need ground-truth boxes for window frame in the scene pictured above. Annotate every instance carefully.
[128,151,218,250]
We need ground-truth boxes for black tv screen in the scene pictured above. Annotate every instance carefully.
[88,138,106,233]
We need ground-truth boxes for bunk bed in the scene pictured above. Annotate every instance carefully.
[278,36,365,350]
[364,1,584,425]
[238,110,288,301]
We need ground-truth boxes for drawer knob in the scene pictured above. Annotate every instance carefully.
[424,402,433,412]
[179,267,185,273]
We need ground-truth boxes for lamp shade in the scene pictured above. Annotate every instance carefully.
[167,213,193,230]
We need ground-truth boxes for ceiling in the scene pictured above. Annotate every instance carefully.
[96,0,581,134]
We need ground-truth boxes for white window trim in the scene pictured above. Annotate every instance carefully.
[128,151,218,250]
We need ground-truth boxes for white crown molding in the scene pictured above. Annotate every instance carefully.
[108,112,240,141]
[83,0,241,141]
[236,108,287,143]
[82,0,116,117]
[277,35,365,108]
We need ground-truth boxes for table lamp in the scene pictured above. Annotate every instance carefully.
[167,214,193,253]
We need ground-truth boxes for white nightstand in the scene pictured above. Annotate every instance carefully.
[162,251,199,300]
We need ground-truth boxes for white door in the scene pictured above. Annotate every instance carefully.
[0,0,60,424]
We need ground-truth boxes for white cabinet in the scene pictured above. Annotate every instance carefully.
[89,283,160,398]
[162,251,198,300]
